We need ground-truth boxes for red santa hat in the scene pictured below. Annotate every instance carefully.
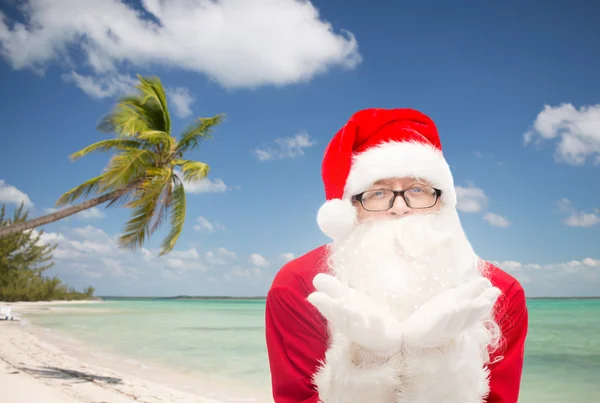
[317,108,458,240]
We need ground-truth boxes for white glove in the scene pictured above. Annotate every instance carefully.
[401,277,501,349]
[307,273,404,353]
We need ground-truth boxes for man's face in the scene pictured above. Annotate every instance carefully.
[330,176,479,317]
[352,177,442,223]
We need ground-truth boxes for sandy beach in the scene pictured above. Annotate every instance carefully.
[0,301,269,403]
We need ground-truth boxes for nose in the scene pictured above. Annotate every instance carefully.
[387,195,411,217]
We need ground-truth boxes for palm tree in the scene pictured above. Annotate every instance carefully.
[0,75,224,255]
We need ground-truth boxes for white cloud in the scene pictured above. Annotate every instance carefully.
[455,184,488,213]
[224,266,262,281]
[217,247,236,260]
[71,225,112,241]
[44,205,105,221]
[76,207,105,220]
[565,212,600,227]
[30,229,65,250]
[491,257,600,296]
[166,258,205,274]
[168,248,200,260]
[34,226,128,268]
[167,87,194,118]
[556,198,599,228]
[194,216,213,232]
[34,226,233,280]
[253,132,317,161]
[182,177,228,194]
[51,247,84,260]
[28,224,276,296]
[62,71,196,116]
[193,216,225,232]
[34,225,255,279]
[495,260,523,271]
[0,0,361,95]
[62,71,137,99]
[583,258,600,267]
[70,239,113,255]
[205,251,225,265]
[70,263,103,279]
[455,184,511,224]
[201,217,217,232]
[524,103,600,165]
[483,212,511,228]
[101,257,139,279]
[249,253,269,267]
[36,230,65,245]
[280,253,295,262]
[0,180,33,208]
[205,248,236,265]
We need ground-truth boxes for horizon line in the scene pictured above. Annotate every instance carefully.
[97,295,600,300]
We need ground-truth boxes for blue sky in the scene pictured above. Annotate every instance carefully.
[0,0,598,298]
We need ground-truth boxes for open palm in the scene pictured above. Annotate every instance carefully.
[402,278,501,349]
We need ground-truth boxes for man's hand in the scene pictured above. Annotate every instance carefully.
[307,273,404,353]
[401,278,501,349]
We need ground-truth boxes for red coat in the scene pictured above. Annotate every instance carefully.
[265,245,528,403]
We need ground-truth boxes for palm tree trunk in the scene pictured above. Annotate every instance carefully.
[0,187,131,239]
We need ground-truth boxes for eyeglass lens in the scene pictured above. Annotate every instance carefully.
[360,187,437,211]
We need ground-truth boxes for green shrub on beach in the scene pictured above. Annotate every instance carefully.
[0,203,95,302]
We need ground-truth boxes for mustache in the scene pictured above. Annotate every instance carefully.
[352,214,456,255]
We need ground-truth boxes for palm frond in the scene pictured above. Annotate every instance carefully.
[56,174,105,207]
[97,85,169,138]
[173,159,209,182]
[127,168,172,209]
[150,180,173,234]
[137,130,175,152]
[97,96,152,137]
[176,114,224,155]
[69,139,143,161]
[99,148,156,192]
[104,185,141,209]
[159,176,186,256]
[117,167,173,250]
[136,75,171,135]
[118,199,158,252]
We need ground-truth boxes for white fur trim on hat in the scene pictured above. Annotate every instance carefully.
[317,198,357,240]
[344,140,457,207]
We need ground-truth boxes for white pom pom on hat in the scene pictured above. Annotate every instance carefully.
[316,108,457,241]
[317,198,358,241]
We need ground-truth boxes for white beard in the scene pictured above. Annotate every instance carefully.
[322,208,501,403]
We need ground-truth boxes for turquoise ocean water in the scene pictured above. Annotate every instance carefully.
[25,298,600,402]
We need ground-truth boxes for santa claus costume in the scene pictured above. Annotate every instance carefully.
[265,108,528,403]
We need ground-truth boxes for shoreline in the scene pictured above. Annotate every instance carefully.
[0,301,273,403]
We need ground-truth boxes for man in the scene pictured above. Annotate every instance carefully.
[265,108,528,403]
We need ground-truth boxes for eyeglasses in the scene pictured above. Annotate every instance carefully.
[352,186,442,211]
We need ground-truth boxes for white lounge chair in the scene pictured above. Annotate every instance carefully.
[1,305,19,320]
